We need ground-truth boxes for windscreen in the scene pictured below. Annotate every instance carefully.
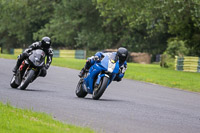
[109,53,118,63]
[29,49,46,67]
[33,50,45,60]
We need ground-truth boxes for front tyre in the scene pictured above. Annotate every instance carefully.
[19,69,35,90]
[76,79,87,98]
[10,75,19,88]
[92,76,109,100]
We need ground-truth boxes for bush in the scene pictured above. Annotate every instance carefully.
[165,38,189,58]
[160,54,175,69]
[160,38,188,69]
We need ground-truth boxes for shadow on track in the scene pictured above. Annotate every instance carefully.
[76,97,127,103]
[24,89,54,92]
[9,87,54,93]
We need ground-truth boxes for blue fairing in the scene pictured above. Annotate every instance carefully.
[113,61,120,74]
[98,55,109,69]
[83,54,120,94]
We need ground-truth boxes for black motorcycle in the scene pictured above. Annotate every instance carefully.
[10,49,46,90]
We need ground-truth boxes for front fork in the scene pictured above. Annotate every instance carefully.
[95,74,110,86]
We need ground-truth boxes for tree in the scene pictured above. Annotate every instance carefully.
[1,0,200,57]
[34,0,110,50]
[94,0,200,55]
[0,0,55,49]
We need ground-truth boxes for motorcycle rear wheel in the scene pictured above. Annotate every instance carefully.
[19,69,35,90]
[92,76,109,100]
[10,75,19,88]
[76,79,87,98]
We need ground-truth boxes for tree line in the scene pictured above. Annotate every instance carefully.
[0,0,200,57]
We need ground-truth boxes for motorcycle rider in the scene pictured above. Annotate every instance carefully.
[12,36,53,77]
[79,47,128,81]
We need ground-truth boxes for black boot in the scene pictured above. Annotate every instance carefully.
[12,59,22,73]
[78,68,85,78]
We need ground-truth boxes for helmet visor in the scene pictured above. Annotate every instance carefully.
[42,41,50,49]
[46,41,50,44]
[119,55,127,63]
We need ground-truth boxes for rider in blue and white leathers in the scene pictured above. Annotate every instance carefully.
[79,47,128,82]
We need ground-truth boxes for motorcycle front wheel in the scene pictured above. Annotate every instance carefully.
[92,76,109,100]
[19,69,35,90]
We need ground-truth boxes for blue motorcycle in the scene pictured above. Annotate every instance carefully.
[76,53,120,100]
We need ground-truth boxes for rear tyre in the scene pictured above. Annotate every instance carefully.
[19,69,35,90]
[92,76,109,100]
[76,79,87,98]
[10,75,19,88]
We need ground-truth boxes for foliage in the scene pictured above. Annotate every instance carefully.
[0,0,55,49]
[165,38,189,58]
[94,0,200,55]
[34,0,109,50]
[160,38,188,68]
[1,0,200,57]
[160,54,175,69]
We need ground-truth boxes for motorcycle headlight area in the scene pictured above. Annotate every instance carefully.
[34,58,41,66]
[107,60,116,73]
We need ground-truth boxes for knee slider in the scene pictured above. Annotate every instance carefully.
[17,54,24,61]
[18,52,29,60]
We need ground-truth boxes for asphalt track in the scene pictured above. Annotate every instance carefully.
[0,58,200,133]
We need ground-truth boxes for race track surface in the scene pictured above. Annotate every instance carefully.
[0,58,200,133]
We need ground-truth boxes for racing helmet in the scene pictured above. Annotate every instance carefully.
[41,37,51,49]
[117,47,128,64]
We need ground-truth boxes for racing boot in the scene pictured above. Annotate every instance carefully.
[12,59,22,73]
[79,60,91,77]
[78,68,86,78]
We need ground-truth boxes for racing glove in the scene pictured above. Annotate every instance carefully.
[119,65,127,74]
[94,56,100,61]
[24,48,32,53]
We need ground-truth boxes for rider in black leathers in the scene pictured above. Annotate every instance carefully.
[12,37,53,77]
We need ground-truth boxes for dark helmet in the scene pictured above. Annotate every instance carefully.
[41,36,51,49]
[117,47,128,64]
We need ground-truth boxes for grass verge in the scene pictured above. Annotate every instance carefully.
[1,54,200,92]
[126,63,200,92]
[0,102,94,133]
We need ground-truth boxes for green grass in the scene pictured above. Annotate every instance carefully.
[1,54,200,92]
[52,57,86,70]
[125,63,200,92]
[0,102,94,133]
[0,54,17,59]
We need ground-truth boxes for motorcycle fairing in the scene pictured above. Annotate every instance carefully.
[84,64,105,94]
[28,49,45,67]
